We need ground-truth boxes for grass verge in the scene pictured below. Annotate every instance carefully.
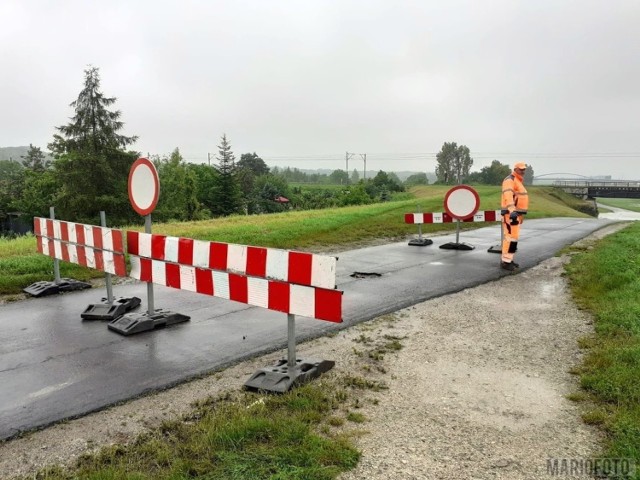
[564,222,640,476]
[595,197,640,213]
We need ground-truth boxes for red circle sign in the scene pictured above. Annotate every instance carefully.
[443,185,480,220]
[128,157,160,216]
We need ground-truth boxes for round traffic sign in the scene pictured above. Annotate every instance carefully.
[443,185,480,220]
[128,157,160,216]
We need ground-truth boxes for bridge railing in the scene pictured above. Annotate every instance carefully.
[553,180,640,188]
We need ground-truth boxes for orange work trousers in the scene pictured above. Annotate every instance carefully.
[501,215,522,263]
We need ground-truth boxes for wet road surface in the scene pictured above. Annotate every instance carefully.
[0,217,618,440]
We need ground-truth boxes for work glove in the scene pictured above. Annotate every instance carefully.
[509,211,519,225]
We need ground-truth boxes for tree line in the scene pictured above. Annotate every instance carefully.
[0,66,531,233]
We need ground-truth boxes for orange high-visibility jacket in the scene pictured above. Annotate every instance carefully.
[501,171,529,215]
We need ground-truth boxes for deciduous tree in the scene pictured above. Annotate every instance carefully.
[154,148,202,221]
[435,142,474,184]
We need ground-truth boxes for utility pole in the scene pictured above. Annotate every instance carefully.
[345,151,354,175]
[360,153,367,180]
[207,152,211,167]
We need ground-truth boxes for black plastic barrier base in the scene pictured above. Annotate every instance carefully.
[23,278,92,297]
[488,244,501,253]
[408,238,433,247]
[108,309,190,336]
[439,242,475,251]
[81,297,142,321]
[244,358,335,393]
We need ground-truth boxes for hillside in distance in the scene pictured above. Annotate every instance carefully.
[0,146,30,162]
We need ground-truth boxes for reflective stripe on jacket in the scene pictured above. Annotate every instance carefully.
[501,172,529,215]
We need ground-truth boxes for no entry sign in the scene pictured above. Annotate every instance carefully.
[443,185,480,220]
[128,158,159,216]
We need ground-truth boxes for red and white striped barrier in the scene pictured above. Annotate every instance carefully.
[404,210,501,225]
[34,218,127,276]
[126,232,342,323]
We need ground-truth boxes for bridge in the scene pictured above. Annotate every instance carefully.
[551,180,640,199]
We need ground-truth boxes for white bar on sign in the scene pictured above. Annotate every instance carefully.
[39,237,48,256]
[474,213,485,222]
[38,218,48,237]
[212,271,230,299]
[53,220,62,240]
[103,228,114,252]
[138,233,152,258]
[227,244,247,274]
[192,240,210,268]
[68,244,78,264]
[432,213,444,223]
[103,250,115,275]
[266,248,288,282]
[164,236,179,263]
[83,225,94,247]
[151,260,166,286]
[180,265,197,292]
[290,284,315,318]
[129,256,141,280]
[85,248,96,269]
[311,255,336,290]
[68,223,78,244]
[247,277,269,308]
[53,240,63,260]
[413,213,424,224]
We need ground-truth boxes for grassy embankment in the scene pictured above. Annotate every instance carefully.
[564,221,640,478]
[8,186,638,479]
[0,185,590,297]
[596,197,640,213]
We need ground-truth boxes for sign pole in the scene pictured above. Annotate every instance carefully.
[287,314,296,368]
[50,206,61,284]
[109,157,190,336]
[145,213,155,315]
[440,185,479,251]
[100,211,114,304]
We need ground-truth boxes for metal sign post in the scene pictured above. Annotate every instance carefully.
[408,203,434,247]
[109,158,189,336]
[144,213,155,315]
[50,207,61,284]
[81,211,141,321]
[101,211,114,303]
[244,312,335,393]
[440,185,479,250]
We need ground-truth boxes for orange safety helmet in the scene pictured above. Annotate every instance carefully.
[513,162,527,170]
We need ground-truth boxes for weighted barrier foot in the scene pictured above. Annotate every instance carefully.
[244,358,335,393]
[439,242,475,250]
[81,296,142,321]
[108,309,190,336]
[408,238,433,247]
[487,244,501,253]
[23,278,92,297]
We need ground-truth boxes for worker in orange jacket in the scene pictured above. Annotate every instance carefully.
[501,162,529,271]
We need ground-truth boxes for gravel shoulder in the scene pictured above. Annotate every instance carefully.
[0,225,625,480]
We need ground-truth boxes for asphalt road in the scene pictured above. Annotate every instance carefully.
[0,217,613,440]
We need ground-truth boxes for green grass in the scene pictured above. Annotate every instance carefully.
[24,383,360,480]
[595,197,640,213]
[564,222,640,477]
[0,185,592,296]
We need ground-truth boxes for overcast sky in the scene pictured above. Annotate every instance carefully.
[2,0,639,179]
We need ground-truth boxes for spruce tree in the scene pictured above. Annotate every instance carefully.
[211,134,243,216]
[48,66,138,224]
